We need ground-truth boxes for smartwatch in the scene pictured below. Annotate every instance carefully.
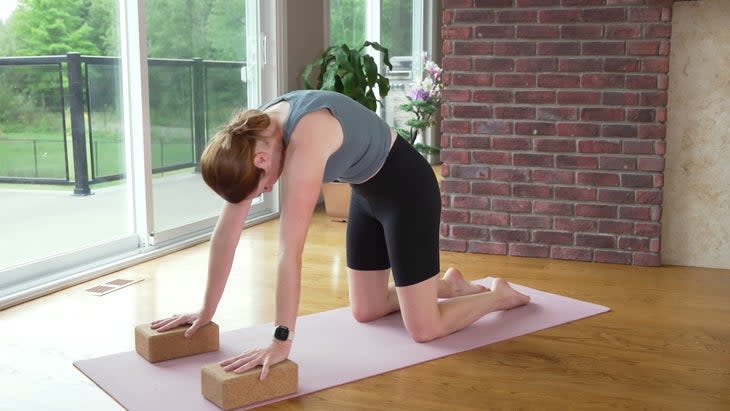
[274,325,294,342]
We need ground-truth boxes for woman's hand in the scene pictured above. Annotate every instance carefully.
[150,312,212,339]
[220,340,292,380]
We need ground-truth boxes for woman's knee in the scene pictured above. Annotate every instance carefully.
[350,303,384,323]
[404,321,441,343]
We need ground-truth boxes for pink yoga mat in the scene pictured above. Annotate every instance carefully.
[74,278,609,410]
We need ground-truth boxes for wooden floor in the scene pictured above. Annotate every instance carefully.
[1,207,729,410]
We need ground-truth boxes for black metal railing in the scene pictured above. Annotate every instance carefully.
[0,53,247,194]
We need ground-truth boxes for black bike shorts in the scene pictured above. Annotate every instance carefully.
[346,136,441,287]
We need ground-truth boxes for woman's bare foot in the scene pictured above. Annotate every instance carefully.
[440,268,489,298]
[491,278,530,310]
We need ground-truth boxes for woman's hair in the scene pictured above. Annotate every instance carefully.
[200,109,271,203]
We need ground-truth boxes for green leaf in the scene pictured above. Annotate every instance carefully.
[395,128,410,139]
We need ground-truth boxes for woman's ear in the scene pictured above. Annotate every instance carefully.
[253,152,269,169]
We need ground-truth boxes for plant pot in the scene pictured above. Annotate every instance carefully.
[321,182,351,222]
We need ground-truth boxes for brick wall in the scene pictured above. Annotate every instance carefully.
[439,0,673,266]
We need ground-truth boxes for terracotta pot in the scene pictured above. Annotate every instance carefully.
[321,182,351,222]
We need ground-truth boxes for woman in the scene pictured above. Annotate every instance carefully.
[151,90,529,380]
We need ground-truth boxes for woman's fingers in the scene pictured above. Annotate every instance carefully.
[259,355,272,381]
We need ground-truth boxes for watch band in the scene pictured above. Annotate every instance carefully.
[274,325,294,342]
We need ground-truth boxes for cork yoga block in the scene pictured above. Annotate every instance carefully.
[201,360,299,410]
[134,322,219,363]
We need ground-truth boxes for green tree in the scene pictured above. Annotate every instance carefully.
[9,0,100,55]
[207,0,246,61]
[329,0,365,49]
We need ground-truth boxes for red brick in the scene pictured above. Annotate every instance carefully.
[661,7,672,22]
[619,237,650,252]
[539,74,580,88]
[517,0,561,6]
[474,58,515,71]
[561,25,603,39]
[556,186,597,201]
[476,0,514,7]
[603,125,637,138]
[442,209,470,224]
[452,105,493,119]
[636,190,662,205]
[514,153,554,167]
[577,171,620,186]
[534,230,574,245]
[557,155,599,169]
[442,120,471,133]
[626,75,657,89]
[629,7,662,22]
[621,173,653,188]
[538,107,579,120]
[473,90,513,103]
[656,107,667,123]
[557,123,600,137]
[539,9,582,23]
[534,201,574,216]
[491,229,530,243]
[443,89,471,102]
[443,10,454,25]
[495,41,537,56]
[603,92,638,106]
[582,74,625,88]
[658,74,668,90]
[452,225,489,240]
[565,0,606,5]
[467,241,508,255]
[640,91,668,106]
[606,24,642,39]
[582,42,626,55]
[604,58,640,72]
[532,169,575,184]
[492,169,531,182]
[453,10,495,23]
[638,157,664,171]
[453,73,493,86]
[516,58,557,72]
[628,40,659,56]
[517,25,559,39]
[650,206,662,222]
[576,205,618,219]
[655,141,666,155]
[443,27,473,40]
[633,252,661,266]
[642,58,669,73]
[583,8,626,22]
[450,136,491,150]
[474,120,514,135]
[620,206,651,220]
[658,41,670,56]
[494,74,536,87]
[555,218,596,232]
[472,182,511,196]
[599,221,634,235]
[577,233,616,248]
[515,122,557,135]
[473,151,511,165]
[493,137,531,150]
[453,195,491,210]
[623,140,655,154]
[578,140,621,153]
[510,244,550,258]
[626,108,655,123]
[598,189,635,203]
[442,57,473,71]
[474,25,515,39]
[444,0,475,8]
[492,199,532,213]
[557,91,601,105]
[497,10,538,24]
[595,250,632,264]
[635,222,661,237]
[454,41,494,55]
[512,184,553,198]
[440,149,470,164]
[559,58,603,72]
[535,138,575,152]
[581,108,624,122]
[646,23,671,38]
[442,180,471,194]
[443,41,453,55]
[495,106,535,120]
[512,214,552,228]
[552,247,593,262]
[440,239,468,252]
[600,156,636,170]
[537,41,581,55]
[515,91,556,104]
[471,210,509,226]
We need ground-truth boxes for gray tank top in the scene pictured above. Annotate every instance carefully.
[259,90,392,183]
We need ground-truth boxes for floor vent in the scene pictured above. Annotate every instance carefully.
[85,278,143,296]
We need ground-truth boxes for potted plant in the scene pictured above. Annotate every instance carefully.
[396,52,443,157]
[302,41,392,221]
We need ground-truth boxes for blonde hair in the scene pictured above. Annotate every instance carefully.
[200,109,270,203]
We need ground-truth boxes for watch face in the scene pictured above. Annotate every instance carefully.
[274,326,289,341]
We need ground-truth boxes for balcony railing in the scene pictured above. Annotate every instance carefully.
[0,53,247,194]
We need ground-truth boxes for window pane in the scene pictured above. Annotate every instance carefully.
[329,0,366,47]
